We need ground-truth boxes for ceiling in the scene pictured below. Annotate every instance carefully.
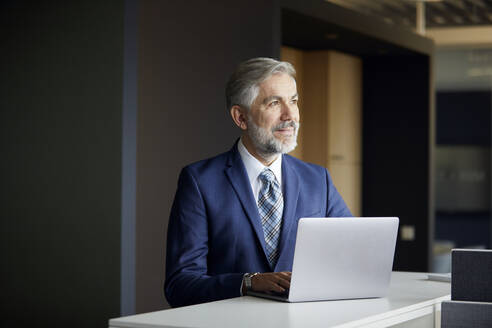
[282,9,423,55]
[325,0,492,29]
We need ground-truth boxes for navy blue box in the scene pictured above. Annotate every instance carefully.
[451,249,492,302]
[441,300,492,328]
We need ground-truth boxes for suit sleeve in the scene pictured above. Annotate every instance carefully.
[164,167,244,308]
[325,168,353,217]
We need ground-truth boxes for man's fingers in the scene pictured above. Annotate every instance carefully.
[275,276,290,288]
[278,271,292,280]
[266,273,290,291]
[251,272,293,292]
[273,272,291,287]
[268,280,285,292]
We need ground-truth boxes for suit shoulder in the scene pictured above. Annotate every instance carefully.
[283,154,327,175]
[181,150,230,177]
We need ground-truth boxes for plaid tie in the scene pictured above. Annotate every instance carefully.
[258,169,283,268]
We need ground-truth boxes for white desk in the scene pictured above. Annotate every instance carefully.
[109,272,451,328]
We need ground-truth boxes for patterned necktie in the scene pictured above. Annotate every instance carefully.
[257,169,284,269]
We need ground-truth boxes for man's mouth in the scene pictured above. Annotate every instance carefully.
[274,127,294,136]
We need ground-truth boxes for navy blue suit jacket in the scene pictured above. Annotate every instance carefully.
[164,143,351,307]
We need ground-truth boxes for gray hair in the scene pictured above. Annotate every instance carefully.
[225,57,296,110]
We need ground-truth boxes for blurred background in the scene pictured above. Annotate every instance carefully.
[1,0,491,327]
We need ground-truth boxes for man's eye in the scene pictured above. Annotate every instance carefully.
[291,99,298,105]
[269,100,280,107]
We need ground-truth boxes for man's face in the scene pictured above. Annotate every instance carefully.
[246,72,300,156]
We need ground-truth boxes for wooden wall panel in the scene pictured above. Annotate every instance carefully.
[281,46,304,159]
[299,51,330,167]
[326,51,362,216]
[327,51,362,165]
[329,163,362,216]
[283,49,362,216]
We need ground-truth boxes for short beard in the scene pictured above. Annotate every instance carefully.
[247,116,299,161]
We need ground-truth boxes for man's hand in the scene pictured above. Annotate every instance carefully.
[253,272,291,293]
[243,272,291,294]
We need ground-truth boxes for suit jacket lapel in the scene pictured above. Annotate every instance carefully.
[224,143,269,261]
[275,156,300,270]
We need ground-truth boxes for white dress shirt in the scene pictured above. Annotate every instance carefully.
[237,138,284,295]
[237,138,282,202]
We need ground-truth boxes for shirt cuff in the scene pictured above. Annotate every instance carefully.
[240,273,248,296]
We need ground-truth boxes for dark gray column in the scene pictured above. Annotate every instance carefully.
[0,1,124,327]
[121,0,138,316]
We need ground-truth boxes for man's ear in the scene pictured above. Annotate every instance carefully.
[230,105,248,131]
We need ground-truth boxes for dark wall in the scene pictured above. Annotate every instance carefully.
[135,0,280,312]
[435,91,492,250]
[363,55,431,271]
[0,1,123,327]
[436,91,491,146]
[435,213,490,248]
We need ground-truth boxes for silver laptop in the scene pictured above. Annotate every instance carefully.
[249,217,399,302]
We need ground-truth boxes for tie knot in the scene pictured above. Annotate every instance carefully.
[259,169,276,184]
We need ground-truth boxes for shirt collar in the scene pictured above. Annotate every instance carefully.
[238,138,282,186]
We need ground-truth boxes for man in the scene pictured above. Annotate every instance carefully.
[165,57,351,308]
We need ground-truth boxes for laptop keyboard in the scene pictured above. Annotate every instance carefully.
[266,288,289,297]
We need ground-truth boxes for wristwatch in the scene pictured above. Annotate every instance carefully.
[244,272,259,294]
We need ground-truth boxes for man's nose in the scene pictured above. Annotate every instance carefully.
[281,102,298,121]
